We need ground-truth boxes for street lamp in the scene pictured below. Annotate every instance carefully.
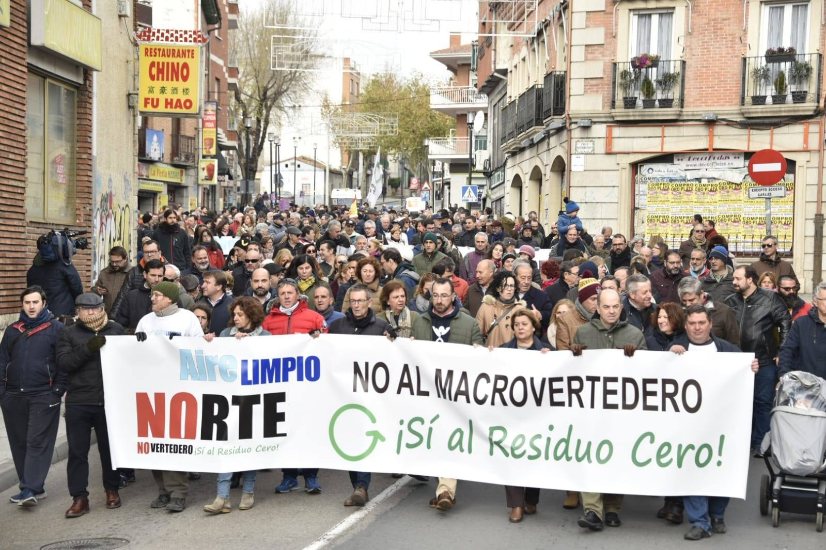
[293,136,299,205]
[267,132,275,205]
[243,116,252,208]
[466,112,474,192]
[274,137,281,207]
[312,142,317,208]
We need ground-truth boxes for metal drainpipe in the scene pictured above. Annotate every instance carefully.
[564,1,573,201]
[813,107,825,287]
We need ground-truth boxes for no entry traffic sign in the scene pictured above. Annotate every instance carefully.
[748,149,787,186]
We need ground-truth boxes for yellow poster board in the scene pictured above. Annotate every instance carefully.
[139,44,201,115]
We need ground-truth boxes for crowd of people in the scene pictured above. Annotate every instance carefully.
[3,195,823,541]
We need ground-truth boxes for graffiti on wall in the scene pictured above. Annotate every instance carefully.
[92,173,134,282]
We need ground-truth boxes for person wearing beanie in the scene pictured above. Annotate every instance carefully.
[56,293,125,517]
[412,232,447,276]
[134,283,203,514]
[702,246,736,303]
[518,245,535,259]
[556,198,584,234]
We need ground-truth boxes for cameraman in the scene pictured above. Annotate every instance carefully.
[27,231,83,318]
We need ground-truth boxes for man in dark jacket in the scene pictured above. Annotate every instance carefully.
[465,259,495,317]
[380,248,420,294]
[622,274,657,332]
[111,239,166,320]
[0,286,65,507]
[725,265,791,453]
[201,270,232,335]
[702,247,735,303]
[26,251,83,319]
[56,293,123,518]
[609,234,632,274]
[668,305,757,540]
[677,278,740,346]
[114,259,164,332]
[649,250,686,305]
[152,209,191,272]
[513,261,553,333]
[751,235,796,281]
[231,248,260,296]
[328,284,391,508]
[545,261,580,310]
[779,281,826,379]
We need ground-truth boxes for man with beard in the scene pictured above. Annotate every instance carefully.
[702,246,735,304]
[609,234,631,273]
[687,248,710,280]
[777,275,811,321]
[412,278,483,513]
[623,274,657,331]
[751,235,796,281]
[412,233,447,276]
[246,267,276,310]
[379,248,420,294]
[725,266,790,455]
[328,285,392,507]
[649,250,686,304]
[152,209,192,271]
[187,246,213,284]
[231,248,261,296]
[93,246,131,314]
[779,281,826,379]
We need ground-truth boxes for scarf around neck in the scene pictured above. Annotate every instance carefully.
[80,309,108,332]
[298,275,316,293]
[156,304,179,318]
[279,301,301,316]
[19,308,53,329]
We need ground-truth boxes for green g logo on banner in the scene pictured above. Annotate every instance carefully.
[329,403,386,462]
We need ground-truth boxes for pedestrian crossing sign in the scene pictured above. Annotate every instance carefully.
[461,185,479,202]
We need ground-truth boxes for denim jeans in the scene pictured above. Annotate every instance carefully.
[683,496,729,532]
[348,471,370,489]
[217,471,257,498]
[752,364,778,449]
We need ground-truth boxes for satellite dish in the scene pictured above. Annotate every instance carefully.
[473,110,486,133]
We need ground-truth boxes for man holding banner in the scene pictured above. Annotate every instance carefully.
[669,305,758,540]
[412,277,483,512]
[572,288,646,531]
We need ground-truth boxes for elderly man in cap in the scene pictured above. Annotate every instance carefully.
[280,226,303,256]
[412,232,447,276]
[56,293,124,518]
[134,282,203,513]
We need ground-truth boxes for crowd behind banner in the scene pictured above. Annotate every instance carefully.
[2,193,820,541]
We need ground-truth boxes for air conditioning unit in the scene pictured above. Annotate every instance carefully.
[117,0,131,18]
[474,149,490,171]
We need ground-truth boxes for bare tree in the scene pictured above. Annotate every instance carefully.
[232,1,317,202]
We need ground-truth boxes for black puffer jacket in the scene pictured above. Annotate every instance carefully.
[153,222,191,271]
[0,312,65,394]
[114,284,152,332]
[26,255,83,318]
[328,309,391,336]
[725,287,790,365]
[56,320,125,405]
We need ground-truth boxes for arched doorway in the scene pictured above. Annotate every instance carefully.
[527,165,542,219]
[548,156,566,226]
[509,174,523,216]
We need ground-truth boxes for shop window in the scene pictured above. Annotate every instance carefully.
[26,74,77,223]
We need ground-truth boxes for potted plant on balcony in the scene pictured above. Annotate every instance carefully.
[750,65,771,105]
[619,68,641,109]
[655,71,680,108]
[789,59,813,103]
[641,76,656,108]
[765,47,796,64]
[631,53,660,70]
[772,70,788,104]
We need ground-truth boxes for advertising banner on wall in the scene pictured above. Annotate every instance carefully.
[199,159,217,185]
[139,44,201,115]
[202,101,217,156]
[102,335,755,498]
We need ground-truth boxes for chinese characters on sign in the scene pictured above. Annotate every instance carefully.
[139,44,201,115]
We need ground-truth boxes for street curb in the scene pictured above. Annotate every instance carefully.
[0,434,70,493]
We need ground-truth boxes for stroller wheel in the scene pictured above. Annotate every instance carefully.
[817,512,823,532]
[772,506,780,528]
[760,475,770,516]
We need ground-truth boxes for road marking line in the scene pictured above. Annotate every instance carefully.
[302,477,413,550]
[752,162,782,172]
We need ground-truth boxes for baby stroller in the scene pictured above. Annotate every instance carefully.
[759,371,826,531]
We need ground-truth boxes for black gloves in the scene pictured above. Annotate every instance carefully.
[135,332,147,342]
[570,344,586,357]
[86,335,106,352]
[623,344,637,357]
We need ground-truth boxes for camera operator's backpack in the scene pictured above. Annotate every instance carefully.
[37,230,74,265]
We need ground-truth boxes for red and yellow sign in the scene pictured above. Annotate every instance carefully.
[199,159,217,185]
[139,44,201,115]
[202,101,217,156]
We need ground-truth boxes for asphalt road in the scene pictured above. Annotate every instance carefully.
[1,454,822,549]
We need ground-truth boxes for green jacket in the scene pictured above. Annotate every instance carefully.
[412,307,483,346]
[412,250,447,276]
[573,316,647,350]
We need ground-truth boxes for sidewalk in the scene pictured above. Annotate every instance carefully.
[0,407,69,493]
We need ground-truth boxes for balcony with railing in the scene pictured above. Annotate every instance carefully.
[741,52,822,116]
[611,59,685,119]
[542,71,566,119]
[426,135,488,161]
[430,86,489,115]
[501,100,516,144]
[171,134,196,165]
[515,85,543,136]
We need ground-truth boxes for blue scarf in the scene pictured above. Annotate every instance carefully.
[19,308,54,329]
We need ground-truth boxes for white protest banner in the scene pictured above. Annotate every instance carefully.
[215,236,236,256]
[101,335,754,498]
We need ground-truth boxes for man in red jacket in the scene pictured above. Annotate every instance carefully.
[262,278,327,494]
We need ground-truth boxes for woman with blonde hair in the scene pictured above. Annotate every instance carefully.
[546,298,575,348]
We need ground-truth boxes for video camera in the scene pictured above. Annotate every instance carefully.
[37,227,89,264]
